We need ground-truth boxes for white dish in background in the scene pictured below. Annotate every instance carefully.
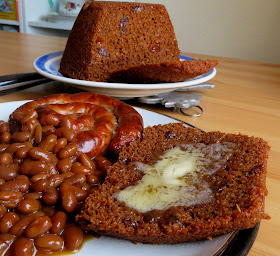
[0,100,235,256]
[33,51,217,98]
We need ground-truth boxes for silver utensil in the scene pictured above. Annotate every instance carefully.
[0,72,51,92]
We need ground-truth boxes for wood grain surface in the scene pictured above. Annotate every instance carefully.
[0,30,279,256]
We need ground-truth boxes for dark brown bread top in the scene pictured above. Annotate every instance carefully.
[59,1,180,82]
[77,123,270,244]
[109,59,221,83]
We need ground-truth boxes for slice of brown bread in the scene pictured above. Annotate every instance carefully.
[109,60,220,83]
[77,123,270,244]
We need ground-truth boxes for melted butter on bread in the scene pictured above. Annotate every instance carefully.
[115,143,235,213]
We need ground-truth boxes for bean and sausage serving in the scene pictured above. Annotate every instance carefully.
[0,93,144,255]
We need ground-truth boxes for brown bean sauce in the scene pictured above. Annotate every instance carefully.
[0,116,113,256]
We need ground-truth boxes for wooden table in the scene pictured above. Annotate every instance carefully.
[0,30,279,256]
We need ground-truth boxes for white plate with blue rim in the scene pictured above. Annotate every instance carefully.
[0,100,236,256]
[33,51,217,98]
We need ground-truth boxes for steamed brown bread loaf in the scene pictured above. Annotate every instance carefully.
[77,123,270,244]
[59,1,180,82]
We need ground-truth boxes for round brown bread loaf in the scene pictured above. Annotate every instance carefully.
[59,1,180,82]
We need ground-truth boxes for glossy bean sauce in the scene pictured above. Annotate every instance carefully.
[0,114,112,256]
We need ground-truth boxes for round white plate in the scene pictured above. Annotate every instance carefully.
[33,51,217,98]
[0,100,234,256]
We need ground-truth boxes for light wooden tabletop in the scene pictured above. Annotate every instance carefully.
[0,30,279,256]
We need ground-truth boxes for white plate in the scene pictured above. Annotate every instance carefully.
[0,100,234,256]
[33,51,217,98]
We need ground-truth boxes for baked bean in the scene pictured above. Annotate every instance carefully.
[10,211,44,236]
[1,132,11,144]
[20,160,50,176]
[79,183,91,191]
[63,173,86,185]
[0,179,30,193]
[24,192,42,200]
[13,157,22,165]
[17,199,42,214]
[0,165,17,181]
[5,142,28,154]
[40,114,60,127]
[48,174,63,188]
[60,183,78,213]
[56,158,72,173]
[42,187,59,205]
[56,127,76,142]
[29,147,53,163]
[0,123,9,134]
[49,163,59,175]
[26,118,40,134]
[21,124,29,133]
[35,233,63,252]
[38,134,57,152]
[79,153,96,170]
[16,147,30,159]
[12,237,34,256]
[0,152,13,165]
[0,191,23,208]
[15,175,30,182]
[25,216,52,238]
[34,124,43,144]
[53,137,67,154]
[94,156,112,172]
[0,212,20,233]
[60,172,74,180]
[63,225,84,250]
[71,164,93,176]
[58,144,77,159]
[11,132,30,143]
[0,205,7,218]
[21,109,38,124]
[50,211,67,234]
[0,179,4,186]
[73,186,88,202]
[31,179,49,193]
[71,161,81,168]
[86,174,100,185]
[41,125,56,136]
[30,173,50,183]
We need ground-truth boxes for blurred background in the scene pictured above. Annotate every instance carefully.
[1,0,279,64]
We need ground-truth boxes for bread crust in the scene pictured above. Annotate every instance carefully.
[109,60,220,83]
